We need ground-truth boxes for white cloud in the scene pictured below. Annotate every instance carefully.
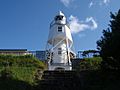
[60,0,110,8]
[99,0,110,5]
[86,17,98,30]
[69,15,98,34]
[60,0,74,7]
[89,0,110,6]
[69,15,89,34]
[89,1,93,8]
[103,0,110,4]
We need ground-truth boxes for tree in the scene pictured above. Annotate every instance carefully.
[97,9,120,69]
[82,50,99,58]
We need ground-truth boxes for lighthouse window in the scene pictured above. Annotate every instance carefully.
[55,15,63,21]
[58,48,62,55]
[58,26,62,32]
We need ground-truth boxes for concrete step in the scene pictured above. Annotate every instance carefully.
[35,70,81,90]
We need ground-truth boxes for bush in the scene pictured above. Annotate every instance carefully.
[80,57,102,70]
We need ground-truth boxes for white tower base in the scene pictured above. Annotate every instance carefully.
[48,64,72,70]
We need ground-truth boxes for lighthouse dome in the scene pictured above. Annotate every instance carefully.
[54,11,66,24]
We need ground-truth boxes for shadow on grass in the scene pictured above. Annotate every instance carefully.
[0,69,33,90]
[0,77,33,90]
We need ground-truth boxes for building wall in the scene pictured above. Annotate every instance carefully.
[0,49,46,61]
[0,49,29,55]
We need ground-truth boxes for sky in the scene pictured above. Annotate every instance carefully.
[0,0,120,52]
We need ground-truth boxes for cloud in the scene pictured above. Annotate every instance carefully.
[89,0,110,7]
[69,15,98,34]
[103,0,110,4]
[86,17,98,29]
[89,1,93,8]
[60,0,74,7]
[99,0,110,5]
[69,15,89,33]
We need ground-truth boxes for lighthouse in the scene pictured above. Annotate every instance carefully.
[46,11,75,70]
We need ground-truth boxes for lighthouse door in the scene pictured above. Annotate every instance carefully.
[55,67,65,71]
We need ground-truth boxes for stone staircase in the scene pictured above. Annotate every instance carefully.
[35,70,81,90]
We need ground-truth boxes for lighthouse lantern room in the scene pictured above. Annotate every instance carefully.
[46,11,75,70]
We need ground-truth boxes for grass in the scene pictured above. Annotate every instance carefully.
[0,55,46,85]
[10,66,36,84]
[0,66,42,85]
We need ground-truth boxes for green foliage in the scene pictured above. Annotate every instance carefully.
[0,55,46,69]
[0,70,32,90]
[1,68,13,79]
[0,67,34,90]
[79,57,102,70]
[0,55,46,84]
[97,9,120,69]
[10,67,36,84]
[85,57,102,69]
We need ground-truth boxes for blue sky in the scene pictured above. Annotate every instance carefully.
[0,0,120,52]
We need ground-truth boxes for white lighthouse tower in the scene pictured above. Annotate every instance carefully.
[46,11,75,70]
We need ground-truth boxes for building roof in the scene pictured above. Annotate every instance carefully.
[0,49,27,51]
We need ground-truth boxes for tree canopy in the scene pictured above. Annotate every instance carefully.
[97,9,120,69]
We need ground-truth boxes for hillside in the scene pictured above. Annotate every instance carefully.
[0,55,120,90]
[0,55,46,90]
